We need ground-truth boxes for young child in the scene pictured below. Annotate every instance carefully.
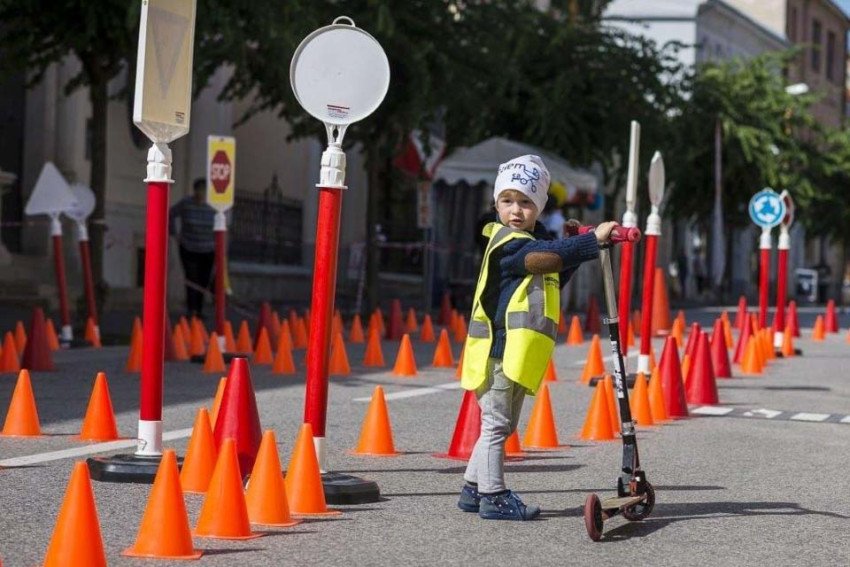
[458,154,617,520]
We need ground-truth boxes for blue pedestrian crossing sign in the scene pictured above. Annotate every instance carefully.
[748,188,786,229]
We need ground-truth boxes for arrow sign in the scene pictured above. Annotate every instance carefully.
[748,188,786,229]
[648,151,665,207]
[25,162,77,217]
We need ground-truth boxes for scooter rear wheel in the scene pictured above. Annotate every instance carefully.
[584,493,603,541]
[622,482,655,521]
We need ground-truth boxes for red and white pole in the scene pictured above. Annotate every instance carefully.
[758,227,771,329]
[637,213,660,374]
[304,140,346,470]
[76,222,99,342]
[136,142,172,457]
[773,226,789,348]
[618,121,640,356]
[50,215,73,343]
[214,211,227,351]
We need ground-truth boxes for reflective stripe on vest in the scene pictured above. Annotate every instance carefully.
[505,274,558,340]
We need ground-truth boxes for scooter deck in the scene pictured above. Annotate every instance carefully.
[601,495,644,511]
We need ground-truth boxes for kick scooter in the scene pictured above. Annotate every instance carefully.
[574,224,655,541]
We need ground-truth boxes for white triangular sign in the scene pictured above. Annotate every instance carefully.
[25,162,77,216]
[149,6,190,100]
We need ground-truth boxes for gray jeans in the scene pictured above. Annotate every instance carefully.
[463,358,526,493]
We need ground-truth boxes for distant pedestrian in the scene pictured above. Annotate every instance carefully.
[169,178,215,319]
[457,154,617,520]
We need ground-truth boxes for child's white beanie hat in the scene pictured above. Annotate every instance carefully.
[493,154,550,213]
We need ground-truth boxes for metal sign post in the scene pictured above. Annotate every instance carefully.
[67,183,98,340]
[207,135,236,350]
[291,16,389,504]
[748,188,786,330]
[618,121,640,357]
[637,152,664,375]
[89,0,197,483]
[773,190,794,350]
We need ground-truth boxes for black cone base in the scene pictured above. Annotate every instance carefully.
[322,472,380,505]
[87,453,181,484]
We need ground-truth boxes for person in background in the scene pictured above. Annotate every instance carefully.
[169,178,215,319]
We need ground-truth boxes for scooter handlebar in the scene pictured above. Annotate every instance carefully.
[571,224,641,244]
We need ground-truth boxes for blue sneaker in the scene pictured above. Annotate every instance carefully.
[457,484,481,512]
[478,490,540,521]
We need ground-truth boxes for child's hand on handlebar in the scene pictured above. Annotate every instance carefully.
[594,221,620,245]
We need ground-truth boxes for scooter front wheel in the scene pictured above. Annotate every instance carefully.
[584,493,604,541]
[622,482,655,521]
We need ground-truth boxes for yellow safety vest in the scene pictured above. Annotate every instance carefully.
[461,222,560,394]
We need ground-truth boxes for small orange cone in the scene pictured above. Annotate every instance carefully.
[543,358,558,382]
[602,375,620,433]
[224,320,237,352]
[649,345,657,372]
[453,314,468,344]
[721,311,734,348]
[579,334,605,384]
[272,332,296,375]
[352,386,399,456]
[246,430,300,527]
[236,320,253,353]
[420,314,436,342]
[579,382,616,441]
[647,366,669,422]
[566,315,584,345]
[278,320,293,352]
[363,327,386,367]
[172,326,190,361]
[122,450,202,559]
[179,316,191,342]
[391,334,418,377]
[650,267,672,335]
[84,317,98,346]
[782,322,796,357]
[210,377,227,429]
[43,462,107,567]
[194,438,263,539]
[203,332,226,373]
[329,332,351,376]
[0,332,20,372]
[253,327,273,365]
[629,373,654,426]
[180,408,218,494]
[46,318,60,351]
[13,320,26,355]
[681,354,691,382]
[125,320,143,373]
[78,372,119,441]
[349,314,365,343]
[740,338,762,376]
[505,430,526,457]
[522,384,561,449]
[189,319,206,357]
[626,320,635,347]
[670,317,684,348]
[1,369,41,436]
[432,329,455,367]
[293,316,309,349]
[285,423,341,517]
[405,308,419,333]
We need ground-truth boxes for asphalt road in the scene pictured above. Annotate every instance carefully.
[0,307,847,566]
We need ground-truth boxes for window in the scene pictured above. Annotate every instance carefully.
[789,7,797,41]
[811,19,822,72]
[826,31,836,81]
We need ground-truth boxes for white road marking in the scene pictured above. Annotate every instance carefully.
[789,413,831,422]
[840,416,850,424]
[691,406,734,416]
[0,428,193,468]
[352,381,463,402]
[742,409,782,419]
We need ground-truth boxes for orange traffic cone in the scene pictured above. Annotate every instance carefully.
[420,314,436,342]
[349,314,365,343]
[329,332,351,376]
[45,318,60,351]
[432,329,455,367]
[812,315,825,341]
[579,334,605,384]
[522,384,561,449]
[579,381,616,441]
[272,332,296,375]
[782,322,796,357]
[363,327,386,367]
[566,315,584,345]
[647,366,669,422]
[649,345,658,372]
[0,332,20,372]
[352,386,398,456]
[189,320,206,357]
[405,308,419,333]
[43,462,107,567]
[543,358,558,382]
[293,316,309,349]
[78,372,119,441]
[246,430,300,527]
[178,316,191,343]
[194,438,263,539]
[125,321,143,373]
[203,332,226,373]
[740,338,763,376]
[122,450,202,560]
[236,320,253,353]
[651,267,672,335]
[721,311,734,348]
[13,320,26,355]
[1,369,41,436]
[285,423,341,517]
[670,317,684,348]
[224,320,237,352]
[210,377,227,429]
[172,326,189,361]
[180,408,218,494]
[602,375,620,433]
[629,372,654,426]
[253,327,273,365]
[392,334,418,377]
[505,430,526,458]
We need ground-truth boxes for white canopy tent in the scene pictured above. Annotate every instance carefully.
[432,137,598,203]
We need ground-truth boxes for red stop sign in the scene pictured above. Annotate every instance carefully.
[210,150,231,194]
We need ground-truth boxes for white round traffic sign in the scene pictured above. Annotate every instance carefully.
[66,183,96,223]
[748,188,786,229]
[290,17,389,130]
